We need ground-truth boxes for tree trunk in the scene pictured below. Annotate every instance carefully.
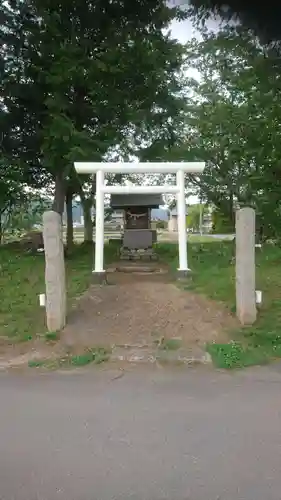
[52,173,65,215]
[82,198,93,243]
[78,176,96,244]
[65,189,74,251]
[0,216,3,245]
[228,193,235,230]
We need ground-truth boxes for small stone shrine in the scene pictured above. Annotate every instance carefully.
[110,194,163,260]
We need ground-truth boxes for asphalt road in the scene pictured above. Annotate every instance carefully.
[1,365,281,500]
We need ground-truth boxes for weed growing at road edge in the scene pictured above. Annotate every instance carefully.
[44,331,59,342]
[27,347,111,370]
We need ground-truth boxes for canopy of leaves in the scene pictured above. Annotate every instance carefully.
[1,0,187,209]
[186,203,206,231]
[0,160,30,223]
[187,0,281,46]
[167,26,281,238]
[0,182,50,243]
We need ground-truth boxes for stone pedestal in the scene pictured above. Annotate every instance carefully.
[176,269,193,281]
[92,271,108,285]
[235,207,256,325]
[42,211,66,331]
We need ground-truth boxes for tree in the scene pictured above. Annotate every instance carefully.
[211,207,236,234]
[0,159,29,242]
[186,203,206,232]
[168,26,281,238]
[0,186,50,243]
[1,0,187,250]
[187,0,281,47]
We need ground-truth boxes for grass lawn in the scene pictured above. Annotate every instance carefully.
[1,239,281,369]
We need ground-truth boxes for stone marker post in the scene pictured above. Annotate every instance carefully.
[235,207,256,325]
[42,211,66,331]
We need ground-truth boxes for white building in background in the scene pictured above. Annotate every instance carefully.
[167,204,213,233]
[202,206,213,233]
[168,207,188,232]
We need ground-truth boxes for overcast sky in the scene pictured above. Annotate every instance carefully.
[165,17,221,205]
[169,15,220,43]
[169,17,199,43]
[168,18,200,205]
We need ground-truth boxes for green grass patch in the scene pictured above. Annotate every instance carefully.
[157,241,281,368]
[206,341,268,369]
[28,347,111,369]
[28,359,45,368]
[70,352,95,366]
[44,331,59,342]
[69,347,110,366]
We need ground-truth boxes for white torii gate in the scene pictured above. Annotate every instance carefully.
[74,162,205,277]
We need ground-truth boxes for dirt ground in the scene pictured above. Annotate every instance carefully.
[61,262,238,352]
[0,337,66,370]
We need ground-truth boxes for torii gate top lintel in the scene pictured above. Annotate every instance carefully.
[74,162,205,174]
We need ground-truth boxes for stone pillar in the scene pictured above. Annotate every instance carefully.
[42,211,66,331]
[235,207,256,325]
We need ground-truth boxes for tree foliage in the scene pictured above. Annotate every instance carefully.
[187,0,281,47]
[168,26,281,238]
[0,189,50,243]
[1,0,187,224]
[186,203,205,231]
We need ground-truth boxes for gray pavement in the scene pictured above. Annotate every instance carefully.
[1,364,281,500]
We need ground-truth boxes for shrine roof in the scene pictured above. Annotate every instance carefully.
[110,194,163,209]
